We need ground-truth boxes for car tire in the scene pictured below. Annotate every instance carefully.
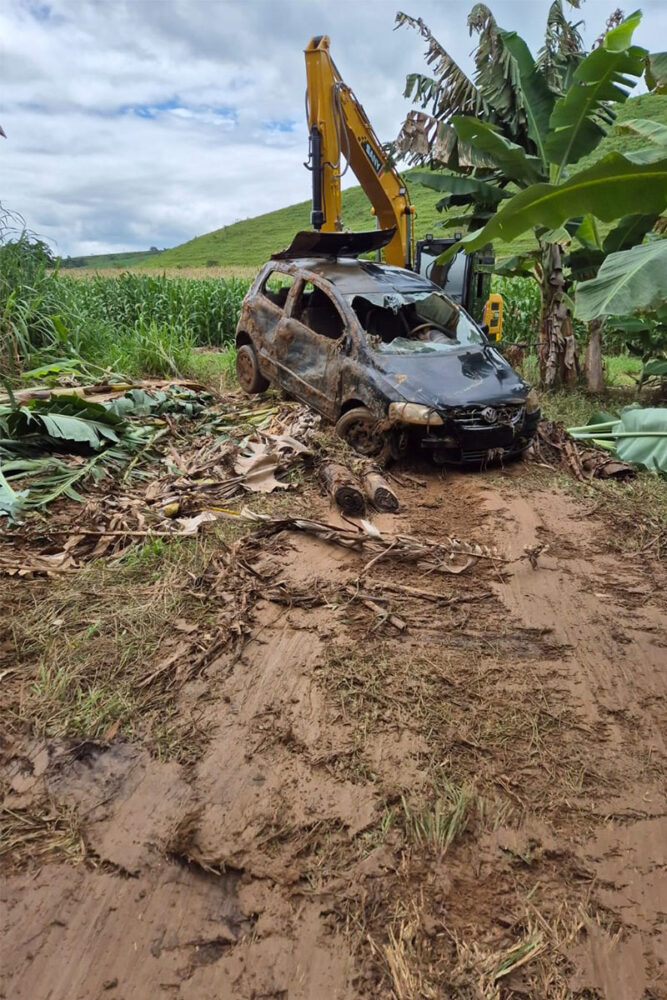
[335,406,388,459]
[236,343,269,394]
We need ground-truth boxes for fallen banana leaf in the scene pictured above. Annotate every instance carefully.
[569,407,667,473]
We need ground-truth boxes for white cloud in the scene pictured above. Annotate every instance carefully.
[1,0,664,256]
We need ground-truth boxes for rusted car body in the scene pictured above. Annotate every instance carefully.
[235,254,540,464]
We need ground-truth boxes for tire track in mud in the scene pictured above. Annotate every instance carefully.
[2,469,666,999]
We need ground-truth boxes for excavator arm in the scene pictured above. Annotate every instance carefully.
[304,35,414,269]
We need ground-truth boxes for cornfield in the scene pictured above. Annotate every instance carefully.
[65,272,250,346]
[1,224,250,379]
[491,276,541,346]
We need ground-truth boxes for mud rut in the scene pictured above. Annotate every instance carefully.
[2,468,666,1000]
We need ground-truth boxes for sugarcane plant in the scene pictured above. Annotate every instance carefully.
[396,3,667,388]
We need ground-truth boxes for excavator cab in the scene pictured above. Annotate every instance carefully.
[414,236,494,328]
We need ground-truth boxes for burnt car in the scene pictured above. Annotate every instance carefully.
[235,241,539,464]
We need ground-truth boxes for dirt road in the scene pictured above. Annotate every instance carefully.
[2,464,665,999]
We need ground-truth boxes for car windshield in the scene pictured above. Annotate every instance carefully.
[346,290,485,354]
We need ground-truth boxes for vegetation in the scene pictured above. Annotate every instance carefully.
[397,5,666,389]
[0,222,249,380]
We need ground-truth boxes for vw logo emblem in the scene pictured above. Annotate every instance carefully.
[481,406,498,424]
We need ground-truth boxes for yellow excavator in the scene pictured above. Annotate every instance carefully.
[302,35,502,339]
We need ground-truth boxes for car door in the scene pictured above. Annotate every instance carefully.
[247,269,296,381]
[272,278,348,420]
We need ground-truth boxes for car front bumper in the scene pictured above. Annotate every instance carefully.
[395,405,540,465]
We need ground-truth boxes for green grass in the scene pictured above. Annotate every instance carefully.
[186,347,237,392]
[125,93,666,272]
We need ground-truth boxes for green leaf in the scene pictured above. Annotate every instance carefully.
[614,408,667,472]
[574,241,667,321]
[616,117,667,146]
[546,16,645,172]
[573,215,602,250]
[10,410,120,448]
[412,170,510,208]
[642,358,667,377]
[0,464,27,520]
[645,51,667,93]
[602,214,659,254]
[588,410,619,425]
[452,153,667,256]
[451,117,544,185]
[493,251,541,277]
[622,146,667,166]
[566,246,605,280]
[500,31,555,163]
[603,9,642,51]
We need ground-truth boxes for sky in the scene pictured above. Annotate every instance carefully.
[2,0,665,257]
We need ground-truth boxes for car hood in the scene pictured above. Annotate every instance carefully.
[372,345,528,409]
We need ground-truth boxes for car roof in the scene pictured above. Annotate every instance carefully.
[278,257,437,296]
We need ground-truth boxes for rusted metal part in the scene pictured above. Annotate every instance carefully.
[236,257,539,465]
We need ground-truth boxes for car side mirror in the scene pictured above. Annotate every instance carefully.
[480,323,490,336]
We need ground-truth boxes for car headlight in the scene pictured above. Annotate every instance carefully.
[525,388,540,414]
[388,402,443,426]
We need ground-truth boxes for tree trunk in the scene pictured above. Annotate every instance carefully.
[318,461,366,516]
[584,318,604,393]
[538,242,578,388]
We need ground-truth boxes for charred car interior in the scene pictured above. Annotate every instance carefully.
[236,250,540,466]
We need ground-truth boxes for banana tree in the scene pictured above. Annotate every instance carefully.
[397,5,665,387]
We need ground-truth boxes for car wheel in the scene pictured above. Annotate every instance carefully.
[335,406,388,459]
[236,343,269,394]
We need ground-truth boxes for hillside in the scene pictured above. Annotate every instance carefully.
[61,249,161,269]
[72,93,665,272]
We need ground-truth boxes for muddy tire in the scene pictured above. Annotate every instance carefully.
[236,343,269,394]
[335,406,388,459]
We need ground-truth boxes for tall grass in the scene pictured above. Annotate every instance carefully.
[0,213,250,380]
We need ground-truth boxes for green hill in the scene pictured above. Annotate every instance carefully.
[60,249,161,270]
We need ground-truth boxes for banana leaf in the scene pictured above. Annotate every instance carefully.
[500,31,555,161]
[645,51,667,93]
[615,409,667,472]
[0,465,27,520]
[412,171,510,208]
[546,13,645,173]
[569,407,667,472]
[451,117,544,184]
[574,241,667,321]
[642,358,667,378]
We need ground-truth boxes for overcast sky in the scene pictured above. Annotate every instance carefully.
[2,0,664,257]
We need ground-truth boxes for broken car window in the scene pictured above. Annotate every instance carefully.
[261,271,295,307]
[292,282,344,340]
[418,250,467,301]
[348,291,484,354]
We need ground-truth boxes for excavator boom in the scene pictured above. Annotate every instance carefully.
[304,35,414,269]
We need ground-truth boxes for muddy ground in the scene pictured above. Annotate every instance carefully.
[1,456,666,999]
